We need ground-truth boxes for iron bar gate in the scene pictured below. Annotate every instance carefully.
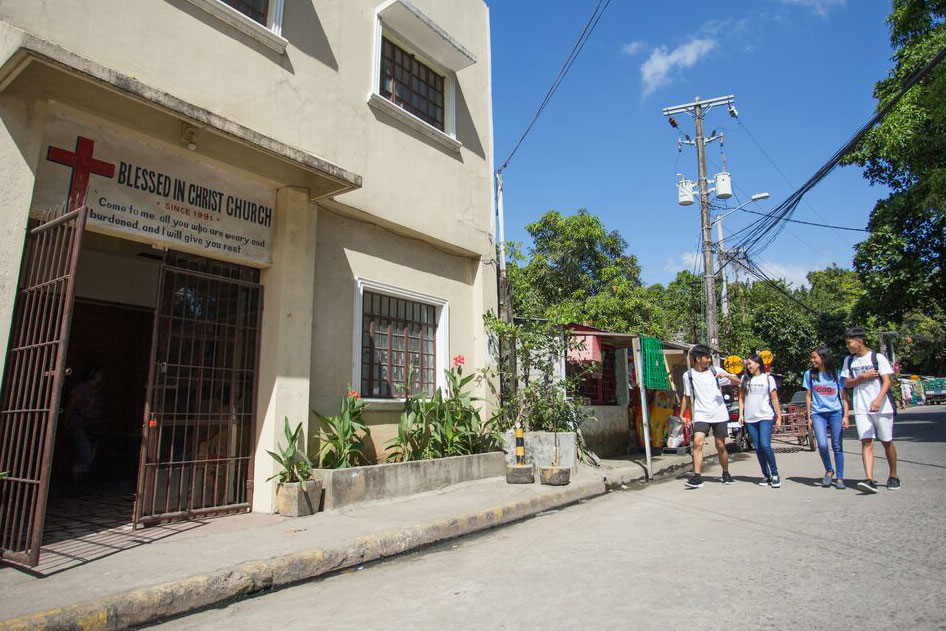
[134,252,262,527]
[0,208,87,566]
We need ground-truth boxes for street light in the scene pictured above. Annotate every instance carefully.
[715,192,769,318]
[711,192,770,226]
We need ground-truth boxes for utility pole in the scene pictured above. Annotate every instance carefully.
[717,214,729,318]
[663,95,736,348]
[693,100,719,347]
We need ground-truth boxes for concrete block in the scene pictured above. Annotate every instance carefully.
[311,452,506,511]
[505,465,534,484]
[539,466,571,486]
[503,431,577,469]
[276,480,322,517]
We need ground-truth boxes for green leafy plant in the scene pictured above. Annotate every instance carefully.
[386,357,501,462]
[483,313,597,462]
[316,390,372,468]
[266,417,313,484]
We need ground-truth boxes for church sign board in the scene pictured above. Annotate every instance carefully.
[31,116,276,267]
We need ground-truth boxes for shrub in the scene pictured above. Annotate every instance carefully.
[315,390,372,468]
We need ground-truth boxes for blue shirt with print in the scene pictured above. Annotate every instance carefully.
[803,370,845,414]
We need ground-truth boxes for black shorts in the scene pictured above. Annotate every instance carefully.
[692,421,729,437]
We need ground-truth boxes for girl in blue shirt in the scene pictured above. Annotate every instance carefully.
[804,347,849,489]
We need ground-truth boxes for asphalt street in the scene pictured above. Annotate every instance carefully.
[151,406,946,631]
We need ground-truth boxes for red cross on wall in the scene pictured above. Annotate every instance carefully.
[46,136,116,211]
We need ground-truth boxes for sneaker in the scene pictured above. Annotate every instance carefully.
[834,479,846,490]
[769,475,781,488]
[857,480,878,494]
[758,478,771,486]
[721,471,734,485]
[822,471,834,487]
[887,477,901,491]
[685,474,704,489]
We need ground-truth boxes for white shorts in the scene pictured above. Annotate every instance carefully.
[854,412,894,442]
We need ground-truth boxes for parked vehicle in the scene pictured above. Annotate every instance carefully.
[925,377,946,405]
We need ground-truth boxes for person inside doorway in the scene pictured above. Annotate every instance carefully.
[64,363,107,488]
[841,327,900,493]
[680,345,740,489]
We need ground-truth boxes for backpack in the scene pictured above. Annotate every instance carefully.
[843,351,897,416]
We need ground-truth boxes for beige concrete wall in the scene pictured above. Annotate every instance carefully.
[582,406,629,458]
[0,0,494,257]
[0,0,497,512]
[311,204,490,463]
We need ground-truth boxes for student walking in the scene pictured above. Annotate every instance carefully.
[738,354,782,487]
[805,347,849,489]
[680,344,740,489]
[841,327,900,493]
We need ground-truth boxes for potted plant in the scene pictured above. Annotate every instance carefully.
[267,417,321,516]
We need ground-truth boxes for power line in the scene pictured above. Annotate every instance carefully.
[497,0,612,174]
[734,117,855,246]
[728,43,946,259]
[737,207,867,232]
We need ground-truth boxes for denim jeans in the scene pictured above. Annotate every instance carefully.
[811,409,844,479]
[745,419,778,478]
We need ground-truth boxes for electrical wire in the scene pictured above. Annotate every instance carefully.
[726,43,946,261]
[497,0,612,174]
[737,207,867,231]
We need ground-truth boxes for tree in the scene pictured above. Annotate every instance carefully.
[507,209,656,333]
[842,0,946,374]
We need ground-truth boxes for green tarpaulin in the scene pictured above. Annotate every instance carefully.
[641,336,670,390]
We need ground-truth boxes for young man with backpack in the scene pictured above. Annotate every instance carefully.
[841,327,900,493]
[680,344,741,489]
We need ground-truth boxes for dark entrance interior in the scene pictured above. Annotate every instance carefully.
[50,300,153,498]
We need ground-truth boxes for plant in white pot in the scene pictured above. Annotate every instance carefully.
[267,417,321,516]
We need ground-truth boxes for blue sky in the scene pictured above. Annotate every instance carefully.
[487,0,895,287]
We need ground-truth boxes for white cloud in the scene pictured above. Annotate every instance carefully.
[640,37,716,97]
[621,41,647,56]
[774,0,845,17]
[663,251,703,275]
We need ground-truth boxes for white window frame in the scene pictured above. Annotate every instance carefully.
[369,12,462,153]
[184,0,288,54]
[353,278,450,407]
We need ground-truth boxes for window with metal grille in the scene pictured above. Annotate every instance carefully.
[380,37,445,131]
[569,347,618,405]
[361,291,438,398]
[221,0,268,25]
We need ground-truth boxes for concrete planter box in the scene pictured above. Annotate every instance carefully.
[503,431,577,470]
[276,480,322,517]
[310,452,506,511]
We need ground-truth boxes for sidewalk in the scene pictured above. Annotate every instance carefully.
[0,451,709,631]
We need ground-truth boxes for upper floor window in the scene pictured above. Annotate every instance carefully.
[184,0,287,53]
[380,38,445,132]
[221,0,269,26]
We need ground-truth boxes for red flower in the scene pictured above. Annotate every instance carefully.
[452,354,465,367]
[348,390,360,399]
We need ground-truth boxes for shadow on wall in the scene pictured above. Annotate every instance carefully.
[282,0,338,71]
[454,81,484,160]
[162,0,295,73]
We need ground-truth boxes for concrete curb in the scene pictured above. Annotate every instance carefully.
[600,453,719,490]
[1,479,606,631]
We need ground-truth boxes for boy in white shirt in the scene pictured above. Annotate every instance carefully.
[840,327,900,493]
[680,345,740,489]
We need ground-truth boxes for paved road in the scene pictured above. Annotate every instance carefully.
[152,406,946,630]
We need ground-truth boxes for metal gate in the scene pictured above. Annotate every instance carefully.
[134,252,262,527]
[0,208,88,566]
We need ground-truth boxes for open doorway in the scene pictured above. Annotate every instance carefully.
[46,233,160,537]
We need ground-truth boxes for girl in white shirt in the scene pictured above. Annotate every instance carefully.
[738,354,783,487]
